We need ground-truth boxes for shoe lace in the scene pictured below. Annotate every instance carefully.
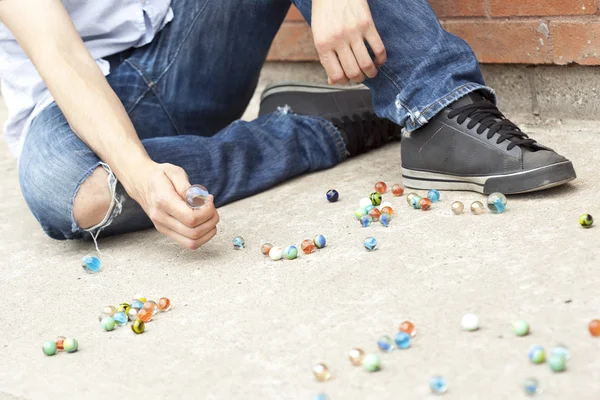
[331,111,400,155]
[447,102,537,151]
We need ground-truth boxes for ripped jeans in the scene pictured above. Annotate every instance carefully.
[18,0,488,240]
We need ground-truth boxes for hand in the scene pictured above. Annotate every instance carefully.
[311,0,387,84]
[127,161,219,250]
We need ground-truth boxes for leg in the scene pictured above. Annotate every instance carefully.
[291,0,490,130]
[19,103,345,239]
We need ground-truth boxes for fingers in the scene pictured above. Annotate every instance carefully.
[164,164,191,198]
[336,45,365,83]
[158,224,218,250]
[164,193,216,228]
[365,26,387,66]
[319,51,348,85]
[159,208,220,241]
[351,40,378,79]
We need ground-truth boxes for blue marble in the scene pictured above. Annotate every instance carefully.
[130,299,144,310]
[314,394,328,400]
[359,215,373,227]
[523,378,540,396]
[314,234,326,249]
[113,312,128,326]
[427,189,440,203]
[81,255,101,273]
[284,245,298,260]
[377,335,394,352]
[326,189,339,203]
[380,213,392,227]
[364,237,377,251]
[430,376,448,394]
[487,192,507,214]
[232,236,245,249]
[394,332,411,349]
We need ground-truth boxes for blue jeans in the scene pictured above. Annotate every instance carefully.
[19,0,491,240]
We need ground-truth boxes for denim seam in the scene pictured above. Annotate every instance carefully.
[149,84,182,135]
[308,116,348,162]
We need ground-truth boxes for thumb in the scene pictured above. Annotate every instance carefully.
[164,165,191,199]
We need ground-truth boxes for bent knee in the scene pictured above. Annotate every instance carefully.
[73,166,112,229]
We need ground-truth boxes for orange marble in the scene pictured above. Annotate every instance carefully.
[589,319,600,336]
[392,184,404,196]
[399,320,416,337]
[138,308,153,323]
[157,297,171,312]
[381,206,394,216]
[301,239,315,254]
[374,181,387,194]
[419,198,432,211]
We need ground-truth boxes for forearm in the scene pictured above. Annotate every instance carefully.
[0,0,151,190]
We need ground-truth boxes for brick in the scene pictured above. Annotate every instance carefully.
[551,21,600,65]
[444,20,553,64]
[491,0,596,16]
[267,22,318,61]
[428,0,487,18]
[285,5,305,22]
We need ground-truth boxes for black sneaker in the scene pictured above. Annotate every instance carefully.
[259,82,401,156]
[401,92,576,194]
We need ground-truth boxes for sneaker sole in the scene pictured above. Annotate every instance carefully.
[402,161,576,194]
[260,82,368,102]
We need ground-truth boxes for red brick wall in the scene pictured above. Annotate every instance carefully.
[268,1,600,65]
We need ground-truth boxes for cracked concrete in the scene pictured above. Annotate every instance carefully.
[1,66,600,400]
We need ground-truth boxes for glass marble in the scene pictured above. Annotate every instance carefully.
[314,393,328,400]
[430,376,448,394]
[127,308,139,321]
[261,243,273,256]
[377,335,394,352]
[487,192,507,213]
[312,363,331,382]
[186,184,209,208]
[130,300,144,310]
[132,319,145,334]
[326,189,339,203]
[101,316,116,331]
[98,305,117,321]
[399,320,416,337]
[63,338,78,353]
[368,208,381,221]
[269,246,284,261]
[113,312,128,326]
[380,206,394,216]
[55,336,65,350]
[427,189,441,203]
[394,332,411,349]
[461,314,479,331]
[143,301,158,314]
[348,348,365,366]
[117,303,131,315]
[138,308,153,323]
[359,215,373,227]
[392,184,404,197]
[523,378,540,396]
[380,201,392,209]
[588,319,600,336]
[364,237,377,251]
[233,236,245,249]
[365,205,376,213]
[548,354,566,372]
[369,192,382,206]
[513,320,530,336]
[580,214,594,228]
[301,240,316,255]
[375,181,387,194]
[380,213,392,227]
[314,234,326,249]
[551,345,571,360]
[284,245,298,260]
[528,345,546,364]
[471,201,485,215]
[406,193,418,206]
[158,297,171,312]
[43,340,57,356]
[419,198,432,211]
[81,255,101,273]
[451,201,464,215]
[359,197,373,209]
[361,354,381,372]
[410,195,423,209]
[355,207,367,220]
